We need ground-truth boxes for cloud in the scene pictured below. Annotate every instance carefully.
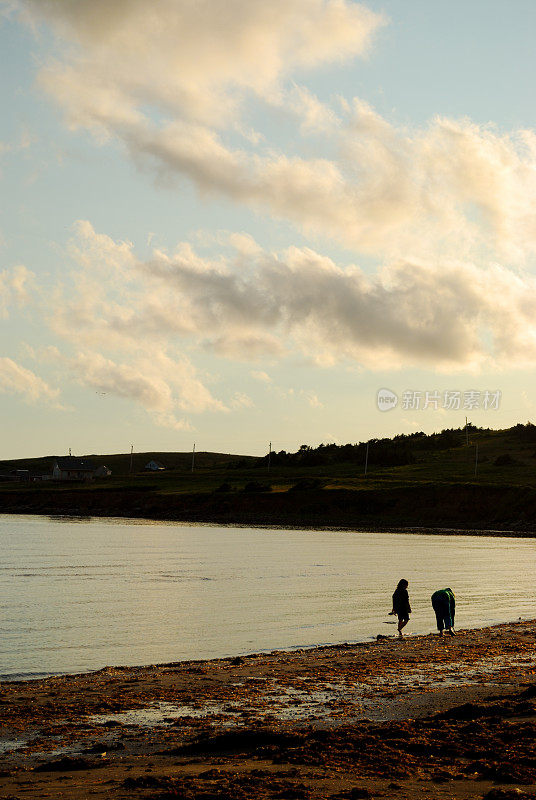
[0,265,34,318]
[37,223,230,426]
[41,81,536,264]
[13,1,536,265]
[302,390,323,408]
[13,0,536,263]
[67,351,176,411]
[53,348,227,429]
[251,370,272,383]
[22,0,383,126]
[137,238,536,369]
[231,391,254,409]
[0,357,59,403]
[282,85,342,135]
[137,110,536,262]
[48,221,536,372]
[8,1,536,408]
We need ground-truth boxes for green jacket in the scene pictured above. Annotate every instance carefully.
[431,588,455,619]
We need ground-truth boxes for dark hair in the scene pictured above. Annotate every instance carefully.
[397,579,409,589]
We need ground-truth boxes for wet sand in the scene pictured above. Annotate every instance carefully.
[2,620,536,799]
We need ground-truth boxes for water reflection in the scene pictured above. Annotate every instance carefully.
[1,514,535,679]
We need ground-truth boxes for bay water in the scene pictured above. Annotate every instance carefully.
[1,514,534,680]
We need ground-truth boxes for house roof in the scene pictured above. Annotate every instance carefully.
[54,457,96,471]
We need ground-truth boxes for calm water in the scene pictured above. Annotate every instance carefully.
[1,514,535,680]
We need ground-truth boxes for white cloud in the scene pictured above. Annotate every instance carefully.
[7,1,536,421]
[67,351,176,411]
[137,238,536,369]
[55,349,226,430]
[14,0,536,264]
[21,0,383,125]
[302,390,323,408]
[231,391,254,409]
[13,0,536,266]
[251,370,272,383]
[268,84,342,135]
[40,85,536,263]
[0,357,59,403]
[0,265,34,318]
[36,223,230,427]
[46,222,536,373]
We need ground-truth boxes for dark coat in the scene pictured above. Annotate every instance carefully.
[392,586,411,616]
[431,588,455,621]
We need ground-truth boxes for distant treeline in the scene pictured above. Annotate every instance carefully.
[262,429,467,468]
[229,424,514,470]
[510,422,536,443]
[249,422,536,469]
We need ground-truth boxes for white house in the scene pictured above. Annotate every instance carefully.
[52,457,97,481]
[145,460,165,471]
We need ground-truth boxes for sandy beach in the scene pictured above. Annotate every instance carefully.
[2,621,536,799]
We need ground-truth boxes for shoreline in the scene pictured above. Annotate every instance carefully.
[2,614,533,685]
[2,481,536,534]
[3,508,536,538]
[3,620,536,799]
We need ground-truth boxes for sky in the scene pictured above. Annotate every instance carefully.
[1,0,536,459]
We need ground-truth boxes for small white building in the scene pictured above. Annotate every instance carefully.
[52,457,96,481]
[145,460,165,471]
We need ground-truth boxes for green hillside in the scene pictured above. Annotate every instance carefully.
[1,423,536,491]
[0,450,258,480]
[0,424,535,531]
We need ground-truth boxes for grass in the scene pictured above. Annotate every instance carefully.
[0,424,534,497]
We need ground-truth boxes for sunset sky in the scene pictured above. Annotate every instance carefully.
[1,0,536,459]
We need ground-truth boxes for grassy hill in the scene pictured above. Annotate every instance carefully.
[0,424,535,532]
[0,450,258,481]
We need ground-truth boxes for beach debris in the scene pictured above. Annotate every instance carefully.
[3,621,536,800]
[34,755,107,772]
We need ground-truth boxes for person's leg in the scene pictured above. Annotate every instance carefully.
[443,609,455,634]
[397,616,408,637]
[433,604,444,634]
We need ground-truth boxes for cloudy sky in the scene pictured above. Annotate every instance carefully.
[1,0,536,459]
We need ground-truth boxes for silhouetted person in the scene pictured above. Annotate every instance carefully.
[431,588,455,636]
[389,578,411,638]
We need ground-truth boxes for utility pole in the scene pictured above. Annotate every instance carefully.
[268,441,272,472]
[129,444,133,474]
[364,441,369,477]
[474,443,478,478]
[191,442,196,473]
[465,416,469,446]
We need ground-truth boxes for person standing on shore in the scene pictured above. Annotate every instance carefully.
[431,588,456,636]
[389,578,411,638]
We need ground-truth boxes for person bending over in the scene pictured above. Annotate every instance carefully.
[389,578,411,638]
[431,587,456,636]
